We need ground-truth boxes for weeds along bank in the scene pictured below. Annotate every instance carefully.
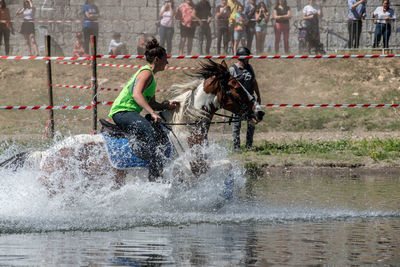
[0,58,399,139]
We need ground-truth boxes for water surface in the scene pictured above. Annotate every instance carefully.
[0,144,399,266]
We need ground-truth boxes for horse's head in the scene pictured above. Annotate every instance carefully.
[197,59,265,124]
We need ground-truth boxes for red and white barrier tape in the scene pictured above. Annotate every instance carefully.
[53,84,169,93]
[0,102,113,110]
[1,54,399,61]
[0,56,91,60]
[100,54,400,60]
[53,61,199,70]
[263,104,400,108]
[3,103,400,110]
[54,61,91,66]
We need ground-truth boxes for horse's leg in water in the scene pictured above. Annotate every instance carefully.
[0,151,30,171]
[187,121,211,176]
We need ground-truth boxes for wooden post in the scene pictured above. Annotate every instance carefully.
[90,35,98,134]
[45,35,54,138]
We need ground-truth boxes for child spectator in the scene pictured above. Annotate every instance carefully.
[303,0,324,54]
[273,0,291,54]
[108,32,128,55]
[72,32,86,57]
[137,32,148,55]
[159,0,175,55]
[233,4,247,55]
[82,0,100,54]
[228,0,241,54]
[372,0,396,49]
[0,0,13,55]
[216,0,231,54]
[255,2,269,54]
[16,0,39,56]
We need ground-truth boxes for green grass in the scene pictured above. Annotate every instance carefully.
[235,138,400,163]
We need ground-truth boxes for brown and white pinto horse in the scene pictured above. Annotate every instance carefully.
[3,60,264,191]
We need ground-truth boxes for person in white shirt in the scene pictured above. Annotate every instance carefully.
[159,0,175,55]
[302,0,324,54]
[16,0,39,56]
[372,0,396,48]
[108,32,127,55]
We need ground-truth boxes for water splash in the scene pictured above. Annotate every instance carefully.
[0,141,398,234]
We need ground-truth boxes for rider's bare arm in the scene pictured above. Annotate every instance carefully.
[150,98,180,111]
[132,70,161,121]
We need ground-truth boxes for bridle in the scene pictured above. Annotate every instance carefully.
[160,75,257,153]
[219,76,257,121]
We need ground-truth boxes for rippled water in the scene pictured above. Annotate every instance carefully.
[0,143,399,266]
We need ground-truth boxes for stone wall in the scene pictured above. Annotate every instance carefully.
[1,0,398,56]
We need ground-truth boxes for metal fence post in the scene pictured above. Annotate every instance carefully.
[45,35,54,138]
[90,35,98,134]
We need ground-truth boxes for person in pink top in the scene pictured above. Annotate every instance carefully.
[176,0,201,55]
[273,0,291,54]
[159,0,175,54]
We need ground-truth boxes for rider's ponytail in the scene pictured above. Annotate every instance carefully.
[145,38,167,64]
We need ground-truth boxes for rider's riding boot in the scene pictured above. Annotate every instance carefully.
[148,168,161,182]
[148,159,163,182]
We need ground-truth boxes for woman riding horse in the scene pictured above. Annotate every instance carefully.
[108,38,179,182]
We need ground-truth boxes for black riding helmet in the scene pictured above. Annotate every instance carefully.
[235,47,251,56]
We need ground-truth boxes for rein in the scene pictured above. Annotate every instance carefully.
[161,118,240,126]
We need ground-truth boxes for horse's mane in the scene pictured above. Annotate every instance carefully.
[166,79,206,125]
[193,59,230,85]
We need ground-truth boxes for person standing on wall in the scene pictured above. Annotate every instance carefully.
[232,4,248,55]
[82,0,100,54]
[347,0,366,49]
[255,2,269,54]
[176,0,201,55]
[159,0,175,55]
[245,0,257,52]
[303,0,324,54]
[0,0,13,56]
[230,47,261,151]
[273,0,291,54]
[216,0,231,55]
[195,0,212,55]
[228,0,241,54]
[16,0,38,56]
[372,0,396,49]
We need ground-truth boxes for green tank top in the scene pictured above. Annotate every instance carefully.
[108,65,156,118]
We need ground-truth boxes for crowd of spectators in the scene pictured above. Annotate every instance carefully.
[0,0,397,56]
[151,0,397,55]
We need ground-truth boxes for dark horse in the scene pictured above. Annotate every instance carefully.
[1,60,265,191]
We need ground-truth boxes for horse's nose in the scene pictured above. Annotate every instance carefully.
[256,110,265,121]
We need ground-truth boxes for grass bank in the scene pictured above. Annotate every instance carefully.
[231,138,400,170]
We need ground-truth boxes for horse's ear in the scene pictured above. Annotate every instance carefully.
[221,60,228,69]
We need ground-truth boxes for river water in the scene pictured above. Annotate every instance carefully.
[0,145,399,266]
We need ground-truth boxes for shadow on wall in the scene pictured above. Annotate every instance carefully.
[37,26,64,56]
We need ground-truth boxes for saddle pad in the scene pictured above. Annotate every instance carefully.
[102,133,149,169]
